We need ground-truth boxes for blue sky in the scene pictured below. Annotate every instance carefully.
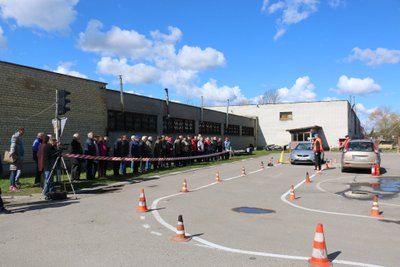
[0,0,399,124]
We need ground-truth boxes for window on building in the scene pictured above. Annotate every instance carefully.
[280,111,293,121]
[241,126,254,136]
[163,117,195,134]
[224,124,240,135]
[107,110,157,132]
[199,121,221,135]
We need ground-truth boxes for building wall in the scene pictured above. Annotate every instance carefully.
[106,90,257,149]
[0,61,107,172]
[210,101,362,149]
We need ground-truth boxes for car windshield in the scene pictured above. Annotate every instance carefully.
[348,142,374,152]
[295,143,312,150]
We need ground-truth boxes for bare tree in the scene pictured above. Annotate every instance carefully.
[368,106,400,139]
[262,88,281,104]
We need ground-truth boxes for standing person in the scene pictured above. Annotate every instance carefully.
[103,136,110,172]
[174,136,182,167]
[120,135,130,175]
[70,133,83,181]
[130,136,141,175]
[43,138,58,199]
[97,136,108,178]
[313,133,324,171]
[153,136,162,170]
[113,137,122,176]
[341,135,351,151]
[224,137,232,159]
[166,137,174,168]
[84,132,96,180]
[32,132,44,184]
[9,127,25,191]
[37,135,50,188]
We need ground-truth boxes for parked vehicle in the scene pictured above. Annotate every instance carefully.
[290,141,324,165]
[378,140,395,150]
[341,139,381,172]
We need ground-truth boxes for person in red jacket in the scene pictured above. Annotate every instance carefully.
[313,133,323,171]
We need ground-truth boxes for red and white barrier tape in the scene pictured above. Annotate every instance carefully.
[64,151,230,162]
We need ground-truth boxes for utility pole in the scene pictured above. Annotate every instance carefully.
[225,99,230,129]
[119,75,124,112]
[165,88,170,118]
[200,95,204,123]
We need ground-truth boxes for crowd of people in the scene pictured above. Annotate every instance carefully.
[1,128,233,204]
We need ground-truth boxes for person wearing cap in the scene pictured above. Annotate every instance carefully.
[313,133,323,171]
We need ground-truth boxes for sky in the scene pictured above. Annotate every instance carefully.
[0,0,399,126]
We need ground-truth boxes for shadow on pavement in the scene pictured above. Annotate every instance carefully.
[5,199,79,213]
[328,251,341,261]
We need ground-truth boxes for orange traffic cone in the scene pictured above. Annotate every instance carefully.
[137,188,149,213]
[309,223,332,267]
[260,161,264,169]
[215,171,221,183]
[305,172,311,184]
[171,215,192,242]
[180,178,189,193]
[370,195,383,217]
[241,167,246,176]
[289,185,296,201]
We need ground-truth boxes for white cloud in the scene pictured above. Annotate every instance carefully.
[97,57,159,85]
[347,47,400,66]
[200,79,245,106]
[53,62,87,79]
[332,75,382,95]
[261,0,269,12]
[0,26,6,51]
[79,21,228,101]
[328,0,345,8]
[78,20,153,59]
[0,0,78,32]
[277,76,316,102]
[355,103,377,115]
[176,45,225,70]
[261,0,318,40]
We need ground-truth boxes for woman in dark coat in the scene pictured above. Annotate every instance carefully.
[70,133,83,181]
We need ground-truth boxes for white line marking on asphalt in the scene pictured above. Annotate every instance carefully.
[143,224,151,229]
[140,216,146,220]
[150,231,162,236]
[150,167,384,267]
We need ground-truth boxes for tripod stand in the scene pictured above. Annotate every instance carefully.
[42,151,77,200]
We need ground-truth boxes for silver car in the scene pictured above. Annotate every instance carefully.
[290,141,324,165]
[341,139,381,172]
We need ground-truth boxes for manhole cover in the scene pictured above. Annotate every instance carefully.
[232,207,275,214]
[344,190,375,200]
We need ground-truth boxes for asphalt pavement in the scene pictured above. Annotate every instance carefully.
[1,152,399,267]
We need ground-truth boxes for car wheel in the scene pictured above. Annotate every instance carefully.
[341,166,346,173]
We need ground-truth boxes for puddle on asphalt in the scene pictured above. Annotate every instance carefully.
[340,176,400,200]
[232,207,275,214]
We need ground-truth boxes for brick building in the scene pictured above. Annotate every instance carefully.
[0,60,257,173]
